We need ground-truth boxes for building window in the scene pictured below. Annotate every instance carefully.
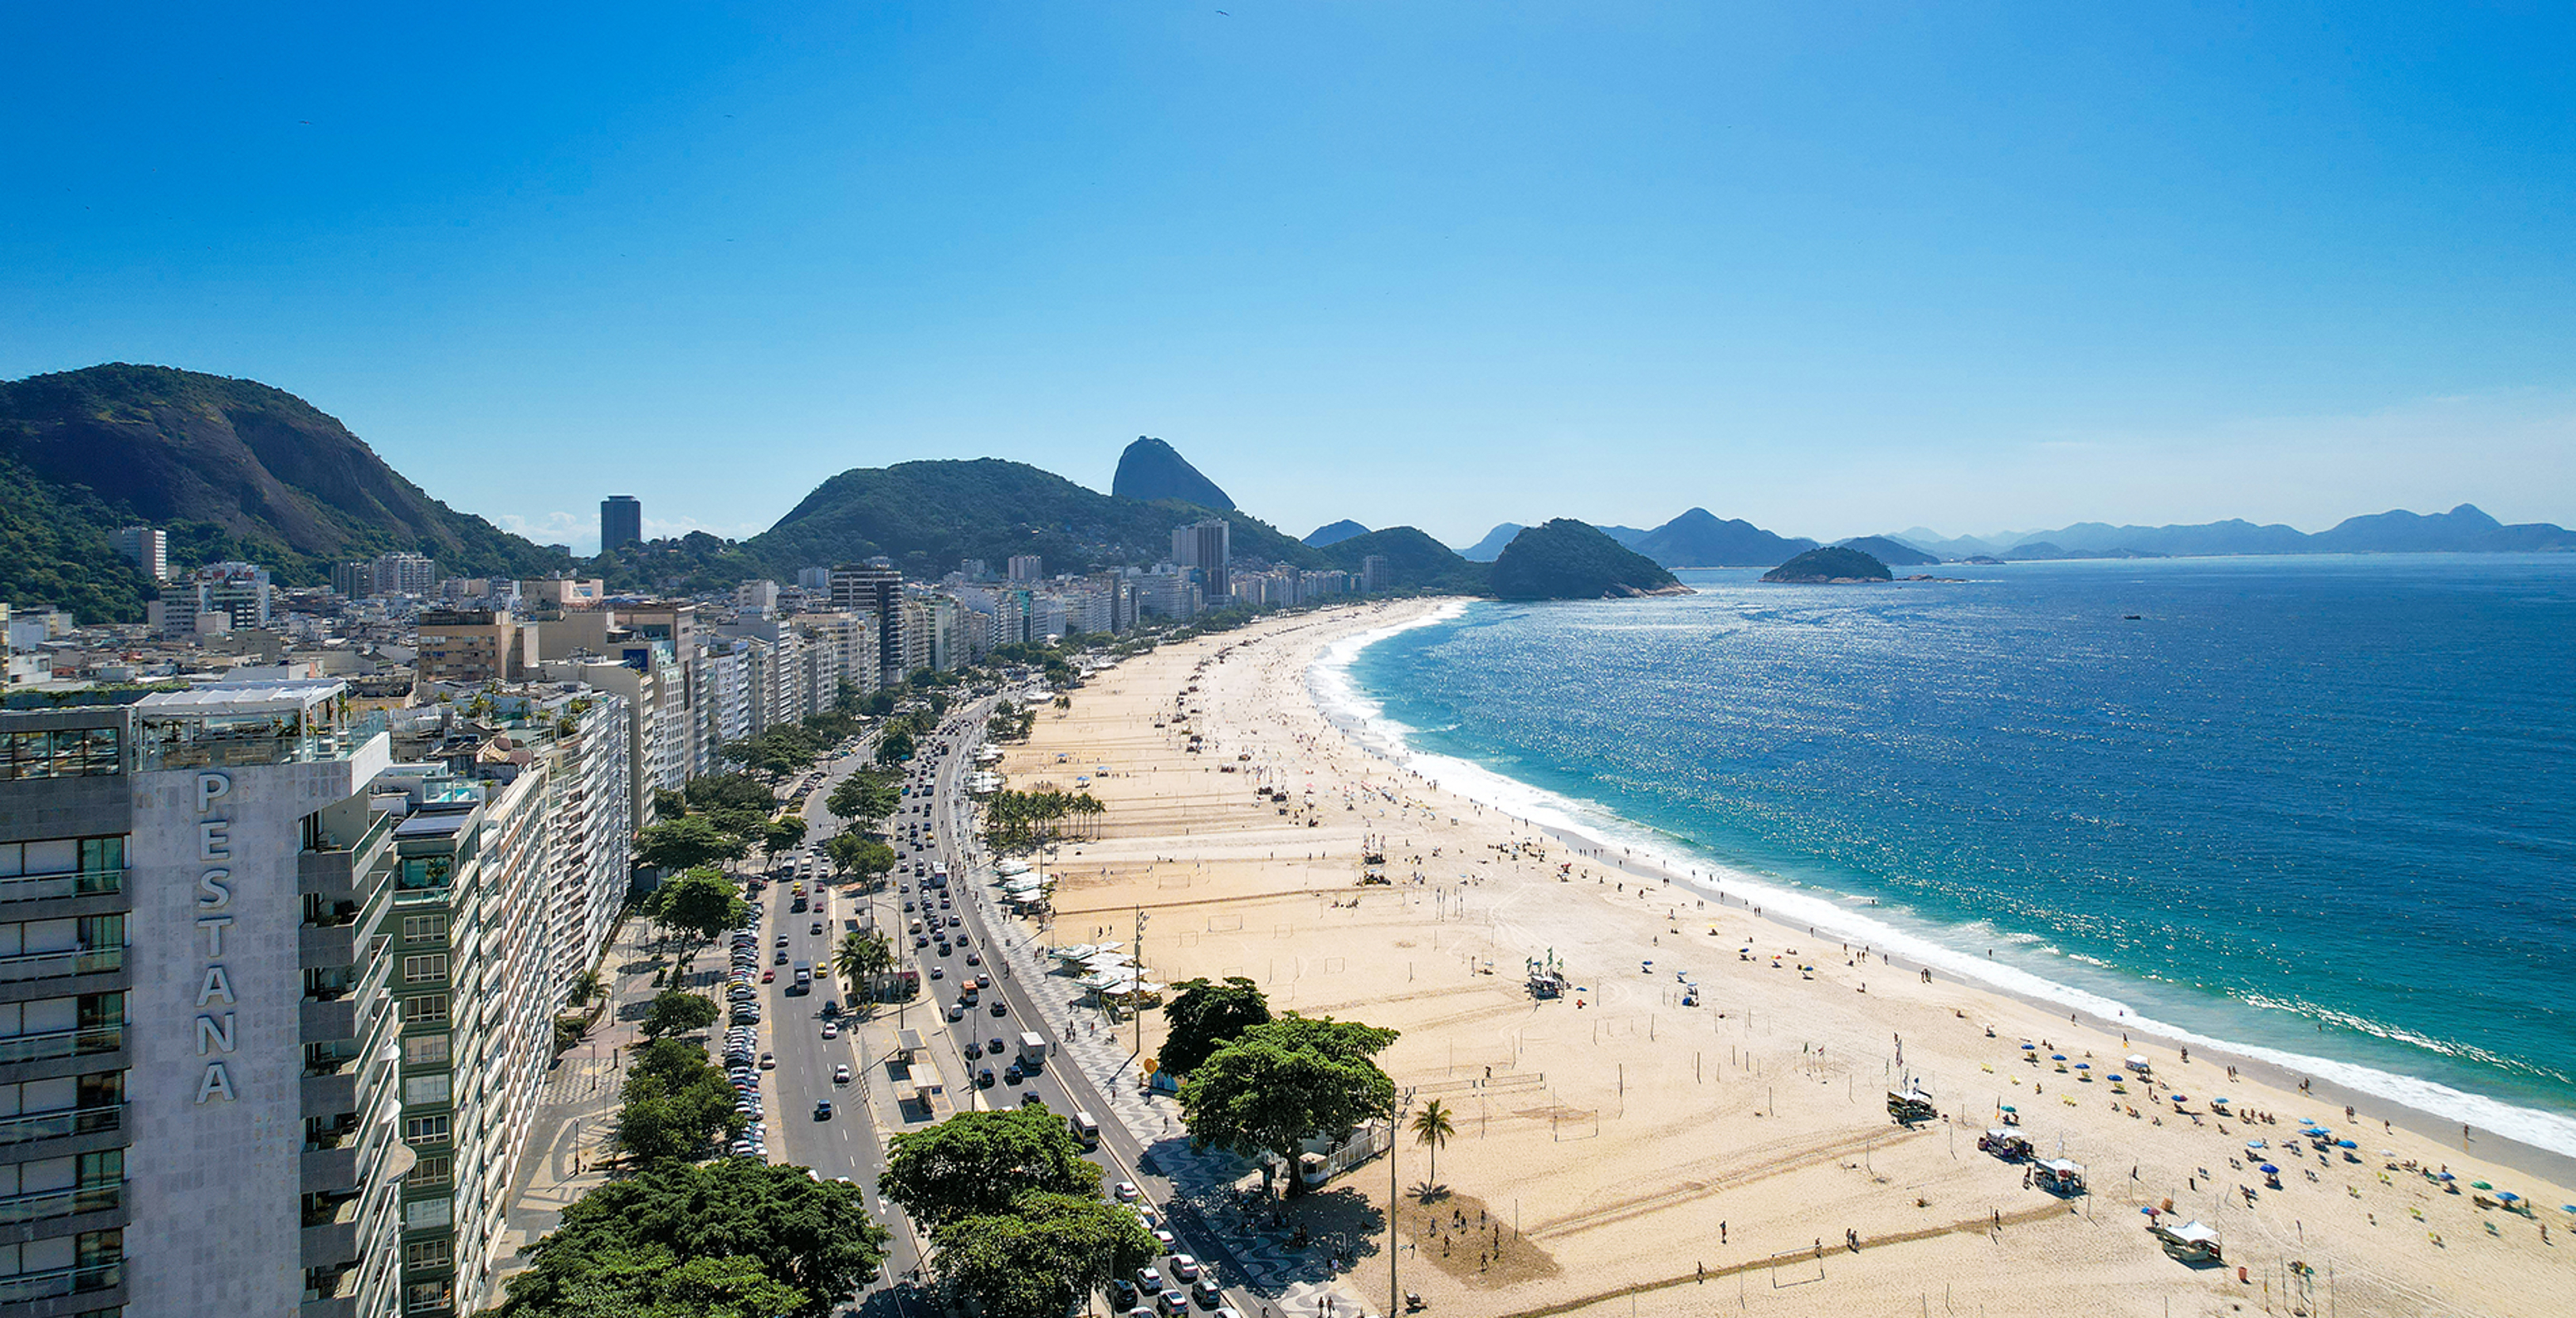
[402,1033,449,1067]
[402,1115,450,1146]
[410,1155,451,1187]
[403,1238,452,1271]
[403,1278,451,1313]
[400,954,448,984]
[400,915,448,944]
[402,1074,451,1106]
[0,730,120,781]
[402,1197,451,1232]
[400,994,449,1025]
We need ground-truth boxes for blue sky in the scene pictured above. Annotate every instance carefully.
[5,2,2571,551]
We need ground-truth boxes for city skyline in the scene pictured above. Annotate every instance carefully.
[4,5,2571,547]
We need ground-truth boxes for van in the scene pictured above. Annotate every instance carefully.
[1070,1111,1100,1149]
[793,962,812,983]
[1018,1032,1046,1065]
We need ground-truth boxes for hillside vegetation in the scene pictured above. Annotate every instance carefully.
[1490,520,1686,599]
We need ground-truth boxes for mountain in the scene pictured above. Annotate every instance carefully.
[1596,525,1652,549]
[2001,542,2167,561]
[1490,520,1687,600]
[0,363,573,622]
[1632,508,1819,568]
[1458,523,1525,562]
[1835,535,1939,567]
[2308,504,2576,554]
[1317,526,1488,594]
[1895,505,2576,559]
[745,457,1320,582]
[1304,519,1369,547]
[1761,546,1892,583]
[1110,436,1233,510]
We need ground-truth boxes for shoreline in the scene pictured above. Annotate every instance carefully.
[1003,600,2573,1318]
[1313,597,2576,1191]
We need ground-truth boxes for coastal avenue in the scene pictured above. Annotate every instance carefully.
[749,690,1257,1318]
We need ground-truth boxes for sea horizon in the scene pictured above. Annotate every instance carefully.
[1311,553,2576,1164]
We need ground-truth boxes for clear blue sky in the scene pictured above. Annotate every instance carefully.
[6,2,2572,551]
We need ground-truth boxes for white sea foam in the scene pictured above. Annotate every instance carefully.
[1305,603,2576,1162]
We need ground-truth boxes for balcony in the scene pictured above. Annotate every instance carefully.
[0,1182,120,1227]
[0,869,123,906]
[301,1191,364,1268]
[0,1025,124,1066]
[135,710,389,772]
[0,1262,123,1305]
[300,812,397,898]
[0,1103,121,1148]
[0,947,124,984]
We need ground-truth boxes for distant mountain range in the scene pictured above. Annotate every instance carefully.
[1879,505,2576,559]
[1303,519,1369,547]
[0,364,573,622]
[1110,436,1233,510]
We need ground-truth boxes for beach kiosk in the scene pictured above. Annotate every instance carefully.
[1979,1129,2033,1160]
[1886,1088,1937,1125]
[2124,1053,2153,1076]
[2149,1219,2222,1262]
[2035,1158,2088,1196]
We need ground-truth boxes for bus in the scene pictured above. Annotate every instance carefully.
[1069,1111,1100,1149]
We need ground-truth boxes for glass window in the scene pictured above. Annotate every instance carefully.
[400,955,447,984]
[402,1075,450,1106]
[403,1239,452,1271]
[400,915,448,944]
[402,1115,449,1146]
[401,994,448,1025]
[402,1197,451,1231]
[409,1155,451,1187]
[402,1034,449,1067]
[403,1278,451,1312]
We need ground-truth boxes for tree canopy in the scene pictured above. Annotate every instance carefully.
[878,1107,1103,1228]
[637,815,750,874]
[649,869,748,944]
[612,1037,744,1164]
[1178,1015,1398,1194]
[641,988,720,1039]
[931,1192,1157,1318]
[1159,976,1271,1076]
[823,833,897,885]
[825,770,900,830]
[499,1157,885,1318]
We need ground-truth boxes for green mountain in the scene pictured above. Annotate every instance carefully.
[0,364,574,622]
[1633,508,1817,568]
[1304,519,1369,547]
[1318,526,1489,593]
[1457,522,1525,562]
[1761,545,1892,583]
[1490,519,1686,600]
[1110,436,1234,510]
[744,457,1320,581]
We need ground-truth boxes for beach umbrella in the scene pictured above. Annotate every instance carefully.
[2436,1172,2456,1181]
[2500,1192,2521,1203]
[2052,1053,2067,1061]
[2171,1095,2188,1102]
[2075,1062,2091,1070]
[2336,1140,2357,1149]
[2472,1180,2493,1190]
[2259,1164,2280,1174]
[2000,1105,2017,1112]
[2561,1204,2575,1214]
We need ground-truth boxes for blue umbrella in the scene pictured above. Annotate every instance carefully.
[2336,1140,2357,1149]
[2500,1192,2521,1203]
[2052,1054,2067,1061]
[2437,1172,2456,1181]
[2260,1164,2280,1174]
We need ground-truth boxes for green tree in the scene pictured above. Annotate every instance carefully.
[833,929,894,991]
[685,773,780,814]
[641,988,720,1039]
[931,1193,1157,1318]
[875,730,916,766]
[1409,1098,1456,1198]
[1159,976,1272,1077]
[499,1157,886,1318]
[826,771,899,831]
[879,1108,1103,1228]
[823,833,897,886]
[565,969,606,1008]
[652,787,690,821]
[612,1037,743,1163]
[1177,1015,1399,1196]
[637,815,749,875]
[764,814,808,860]
[649,868,748,955]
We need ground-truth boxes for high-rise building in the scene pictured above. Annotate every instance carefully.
[189,561,274,632]
[1007,554,1043,583]
[0,681,422,1317]
[1171,520,1232,598]
[598,496,642,554]
[1359,554,1392,593]
[827,565,906,686]
[417,610,534,685]
[113,526,168,582]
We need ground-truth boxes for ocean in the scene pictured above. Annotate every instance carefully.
[1313,554,2576,1158]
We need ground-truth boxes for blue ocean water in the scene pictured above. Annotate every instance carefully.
[1330,554,2576,1150]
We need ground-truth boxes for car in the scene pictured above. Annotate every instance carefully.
[775,935,789,947]
[1168,1256,1199,1282]
[1115,1182,1142,1204]
[833,1064,852,1084]
[915,935,930,948]
[939,898,952,910]
[935,942,952,956]
[987,1037,1005,1056]
[759,1053,776,1069]
[929,966,944,980]
[966,953,983,967]
[1159,1291,1189,1316]
[902,901,915,912]
[975,974,992,988]
[761,969,776,983]
[1192,1279,1223,1308]
[946,1003,966,1021]
[810,921,824,935]
[991,1001,1008,1017]
[821,1023,839,1039]
[1110,1279,1140,1310]
[1135,1266,1162,1291]
[949,915,964,928]
[1003,1063,1023,1084]
[813,1100,834,1120]
[977,1067,995,1088]
[774,950,789,964]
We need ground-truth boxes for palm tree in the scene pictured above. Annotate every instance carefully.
[1410,1098,1456,1198]
[833,930,893,993]
[566,969,605,1008]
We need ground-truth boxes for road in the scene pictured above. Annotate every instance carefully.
[747,696,1260,1318]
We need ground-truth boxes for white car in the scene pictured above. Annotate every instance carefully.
[832,1064,852,1085]
[821,1023,840,1040]
[1114,1181,1141,1203]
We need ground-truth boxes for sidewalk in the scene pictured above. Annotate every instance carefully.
[493,912,663,1284]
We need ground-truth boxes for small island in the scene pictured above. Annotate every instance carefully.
[1491,518,1692,600]
[1761,545,1894,583]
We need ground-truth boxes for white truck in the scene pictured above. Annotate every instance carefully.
[1018,1032,1046,1066]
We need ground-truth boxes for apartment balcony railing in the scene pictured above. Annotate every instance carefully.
[0,1104,121,1148]
[0,868,123,906]
[0,1182,120,1227]
[0,947,124,984]
[0,1025,124,1065]
[0,1261,122,1303]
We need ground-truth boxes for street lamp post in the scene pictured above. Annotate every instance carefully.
[1390,1086,1414,1318]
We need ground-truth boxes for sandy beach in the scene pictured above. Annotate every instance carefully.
[995,601,2574,1318]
